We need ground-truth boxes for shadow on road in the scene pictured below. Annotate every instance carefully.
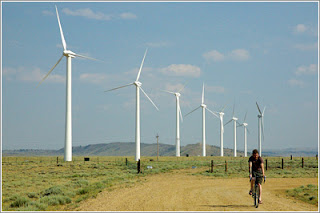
[202,204,253,208]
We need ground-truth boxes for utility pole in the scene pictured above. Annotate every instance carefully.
[156,134,159,161]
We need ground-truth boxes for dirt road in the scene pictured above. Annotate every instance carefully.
[77,169,318,211]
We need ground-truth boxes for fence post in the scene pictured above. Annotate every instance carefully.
[290,155,292,160]
[265,159,268,171]
[211,160,213,173]
[282,158,284,169]
[126,158,128,166]
[302,158,304,168]
[57,157,58,165]
[137,159,141,174]
[225,160,228,172]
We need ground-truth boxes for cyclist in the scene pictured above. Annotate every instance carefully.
[248,149,265,204]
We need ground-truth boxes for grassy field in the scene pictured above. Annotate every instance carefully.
[1,156,318,211]
[286,184,318,206]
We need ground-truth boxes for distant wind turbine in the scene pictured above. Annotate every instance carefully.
[224,103,241,157]
[162,82,187,157]
[238,111,250,157]
[211,105,226,157]
[105,49,159,161]
[38,6,98,162]
[256,102,265,156]
[185,83,218,157]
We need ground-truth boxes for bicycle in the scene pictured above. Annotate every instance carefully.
[250,175,266,208]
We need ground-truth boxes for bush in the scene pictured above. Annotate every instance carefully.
[27,192,38,198]
[10,197,29,208]
[40,195,71,206]
[42,186,64,196]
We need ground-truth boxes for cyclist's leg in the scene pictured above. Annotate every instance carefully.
[259,183,262,203]
[250,177,255,194]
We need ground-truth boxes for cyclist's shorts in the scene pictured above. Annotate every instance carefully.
[253,171,263,184]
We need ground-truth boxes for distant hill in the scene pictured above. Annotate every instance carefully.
[2,142,246,157]
[3,142,317,157]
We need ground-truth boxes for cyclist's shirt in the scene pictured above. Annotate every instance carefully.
[248,156,264,172]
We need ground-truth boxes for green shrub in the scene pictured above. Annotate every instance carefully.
[40,195,71,206]
[10,196,29,208]
[27,192,38,198]
[42,186,64,196]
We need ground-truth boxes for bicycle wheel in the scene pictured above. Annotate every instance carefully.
[255,184,260,208]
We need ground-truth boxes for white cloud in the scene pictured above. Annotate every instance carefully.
[294,24,308,33]
[79,73,109,84]
[294,43,317,51]
[203,50,225,62]
[164,83,186,92]
[146,41,170,48]
[295,64,317,75]
[62,8,112,21]
[205,85,225,94]
[229,49,250,61]
[62,8,137,21]
[42,10,54,16]
[160,64,201,77]
[288,79,305,87]
[120,12,137,19]
[203,49,250,62]
[3,67,65,83]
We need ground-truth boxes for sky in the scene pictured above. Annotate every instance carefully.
[2,1,318,152]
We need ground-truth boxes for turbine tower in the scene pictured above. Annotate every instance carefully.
[105,49,159,161]
[185,83,218,157]
[38,6,98,162]
[224,104,240,157]
[211,105,226,157]
[238,111,250,157]
[162,82,187,157]
[256,102,265,156]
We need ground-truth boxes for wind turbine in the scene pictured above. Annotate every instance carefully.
[38,6,98,162]
[161,82,187,157]
[105,49,159,161]
[256,102,265,156]
[238,111,250,157]
[185,83,218,157]
[211,105,226,157]
[224,103,241,157]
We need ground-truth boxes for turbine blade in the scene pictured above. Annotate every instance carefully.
[136,48,148,82]
[201,83,205,104]
[236,121,242,126]
[55,6,67,51]
[37,55,64,87]
[224,119,233,126]
[184,106,201,118]
[244,111,248,122]
[178,101,183,123]
[206,107,219,119]
[262,106,266,116]
[256,102,262,115]
[247,128,250,134]
[140,87,159,111]
[232,102,235,117]
[104,83,134,92]
[178,81,188,93]
[73,53,100,62]
[221,104,227,112]
[160,89,175,95]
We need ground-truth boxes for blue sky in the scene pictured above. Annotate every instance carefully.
[2,2,318,152]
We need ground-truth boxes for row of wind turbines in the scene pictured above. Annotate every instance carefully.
[38,6,265,162]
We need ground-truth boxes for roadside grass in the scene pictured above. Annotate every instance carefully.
[286,184,318,206]
[2,156,318,211]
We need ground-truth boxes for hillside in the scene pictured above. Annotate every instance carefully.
[2,142,246,157]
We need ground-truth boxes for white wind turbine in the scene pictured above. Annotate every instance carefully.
[185,83,218,157]
[256,102,265,156]
[162,82,187,157]
[38,6,98,162]
[105,49,159,161]
[238,111,250,157]
[224,104,241,157]
[211,105,226,157]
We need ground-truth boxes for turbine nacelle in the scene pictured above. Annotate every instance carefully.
[134,81,142,87]
[63,50,76,57]
[232,117,238,121]
[175,92,181,98]
[201,104,207,108]
[219,112,225,117]
[243,123,248,127]
[258,114,262,118]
